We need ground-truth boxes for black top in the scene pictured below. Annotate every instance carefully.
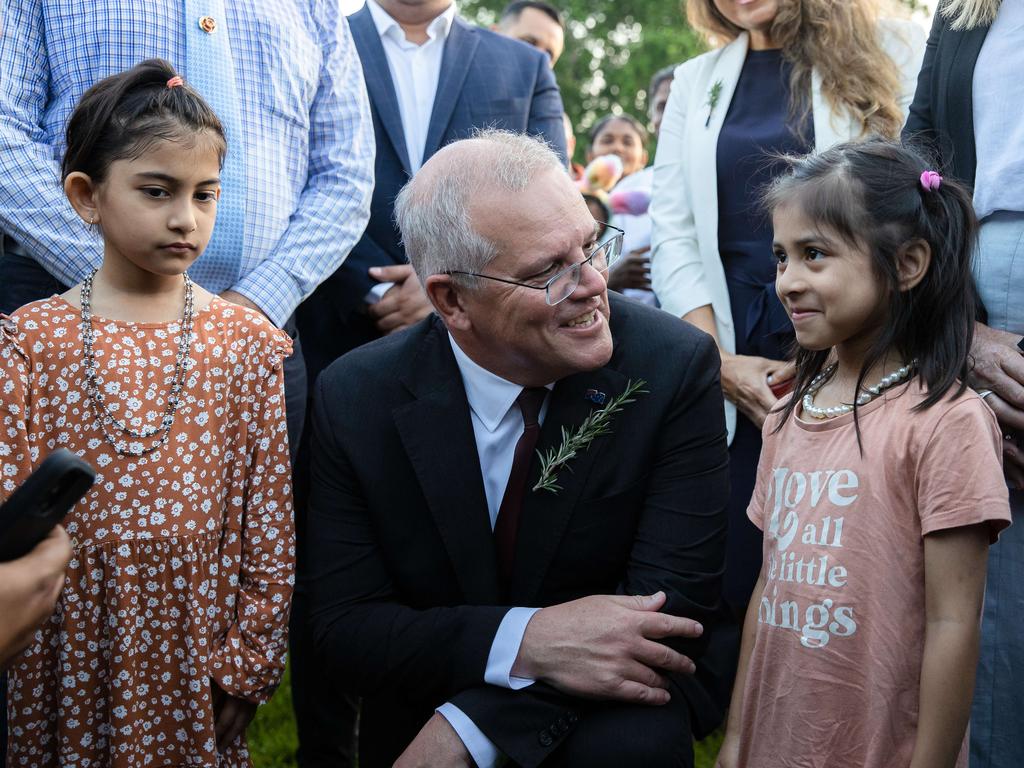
[903,9,990,187]
[716,49,812,360]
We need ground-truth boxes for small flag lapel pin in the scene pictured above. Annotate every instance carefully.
[584,389,607,405]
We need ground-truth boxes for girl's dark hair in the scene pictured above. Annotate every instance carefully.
[764,138,979,438]
[62,58,226,182]
[587,113,649,148]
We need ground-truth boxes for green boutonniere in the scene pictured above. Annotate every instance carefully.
[705,80,723,127]
[532,379,648,494]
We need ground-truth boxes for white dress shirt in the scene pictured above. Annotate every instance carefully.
[365,0,456,174]
[434,335,553,768]
[972,0,1024,219]
[364,0,456,303]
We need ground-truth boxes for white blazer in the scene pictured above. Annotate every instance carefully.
[649,20,924,442]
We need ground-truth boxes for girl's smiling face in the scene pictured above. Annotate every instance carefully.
[587,118,648,178]
[773,200,889,363]
[65,134,222,284]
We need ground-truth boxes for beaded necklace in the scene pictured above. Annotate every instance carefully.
[803,360,917,420]
[80,270,194,456]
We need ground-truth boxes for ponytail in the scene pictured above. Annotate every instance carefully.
[63,59,226,183]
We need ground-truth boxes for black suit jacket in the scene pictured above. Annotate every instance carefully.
[903,9,990,186]
[296,8,567,383]
[303,295,730,767]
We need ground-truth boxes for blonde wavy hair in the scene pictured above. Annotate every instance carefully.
[940,0,1000,30]
[686,0,904,138]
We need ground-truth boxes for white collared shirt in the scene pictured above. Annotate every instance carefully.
[365,0,457,174]
[438,333,552,768]
[449,333,553,526]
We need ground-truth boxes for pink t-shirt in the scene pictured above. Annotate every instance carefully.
[738,383,1011,768]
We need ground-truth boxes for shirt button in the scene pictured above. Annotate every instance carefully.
[198,15,217,33]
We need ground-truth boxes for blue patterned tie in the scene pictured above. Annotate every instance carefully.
[184,0,245,289]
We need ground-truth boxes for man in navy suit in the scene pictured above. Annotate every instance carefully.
[291,3,566,764]
[296,0,566,379]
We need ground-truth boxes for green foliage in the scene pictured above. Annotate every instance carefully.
[461,0,706,161]
[459,0,928,161]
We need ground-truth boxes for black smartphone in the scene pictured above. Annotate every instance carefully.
[0,449,96,562]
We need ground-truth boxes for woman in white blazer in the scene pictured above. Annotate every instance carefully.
[650,0,923,613]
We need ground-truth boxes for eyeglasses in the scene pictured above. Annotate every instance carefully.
[447,224,625,306]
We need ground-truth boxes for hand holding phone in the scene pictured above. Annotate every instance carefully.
[0,449,95,562]
[0,524,72,669]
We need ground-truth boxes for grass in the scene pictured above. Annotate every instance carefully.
[249,664,724,767]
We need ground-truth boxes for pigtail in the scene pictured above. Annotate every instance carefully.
[905,165,978,411]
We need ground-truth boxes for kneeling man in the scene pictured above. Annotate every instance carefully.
[304,130,729,768]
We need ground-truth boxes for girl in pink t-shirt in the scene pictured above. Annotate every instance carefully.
[716,140,1011,768]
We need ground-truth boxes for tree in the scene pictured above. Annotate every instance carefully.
[462,0,931,161]
[462,0,705,160]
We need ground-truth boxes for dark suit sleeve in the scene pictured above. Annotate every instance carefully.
[452,332,730,766]
[328,231,402,317]
[305,372,508,705]
[528,56,568,164]
[615,333,729,656]
[902,9,942,145]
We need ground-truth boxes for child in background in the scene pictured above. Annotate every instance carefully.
[715,140,1011,768]
[586,113,654,300]
[0,60,294,767]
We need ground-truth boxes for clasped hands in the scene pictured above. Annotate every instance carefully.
[968,322,1024,488]
[721,353,796,428]
[368,264,433,335]
[395,591,702,767]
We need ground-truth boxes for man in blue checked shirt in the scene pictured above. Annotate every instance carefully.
[0,0,375,460]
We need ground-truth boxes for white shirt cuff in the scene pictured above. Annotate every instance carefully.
[365,281,394,304]
[437,702,503,768]
[485,607,539,689]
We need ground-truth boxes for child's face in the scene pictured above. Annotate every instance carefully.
[587,119,648,177]
[773,201,887,359]
[83,135,221,281]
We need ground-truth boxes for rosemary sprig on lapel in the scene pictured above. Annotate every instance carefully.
[704,80,723,127]
[532,379,648,494]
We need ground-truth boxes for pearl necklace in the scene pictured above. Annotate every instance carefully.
[80,269,194,456]
[803,360,917,420]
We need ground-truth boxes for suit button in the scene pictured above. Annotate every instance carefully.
[539,730,553,747]
[567,711,579,724]
[555,717,568,732]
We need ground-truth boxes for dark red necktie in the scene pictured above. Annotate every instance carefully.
[494,387,548,591]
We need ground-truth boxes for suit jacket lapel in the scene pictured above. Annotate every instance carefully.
[508,366,629,604]
[349,7,413,176]
[393,321,500,602]
[423,18,479,161]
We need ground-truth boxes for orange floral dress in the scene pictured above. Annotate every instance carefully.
[0,296,295,767]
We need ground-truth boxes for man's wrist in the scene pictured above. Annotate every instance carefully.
[510,608,544,680]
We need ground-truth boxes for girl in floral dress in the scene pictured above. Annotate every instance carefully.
[0,59,294,766]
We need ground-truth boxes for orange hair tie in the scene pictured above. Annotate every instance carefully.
[166,76,184,89]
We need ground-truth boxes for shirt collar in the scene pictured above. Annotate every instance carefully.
[367,0,458,46]
[448,333,553,433]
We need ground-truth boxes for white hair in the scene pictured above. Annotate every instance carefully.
[393,129,565,286]
[940,0,1001,30]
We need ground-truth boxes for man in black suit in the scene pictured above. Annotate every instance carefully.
[304,131,729,768]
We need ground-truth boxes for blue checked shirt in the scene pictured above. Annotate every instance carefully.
[0,0,374,327]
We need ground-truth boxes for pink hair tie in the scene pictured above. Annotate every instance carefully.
[166,76,184,89]
[920,170,942,192]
